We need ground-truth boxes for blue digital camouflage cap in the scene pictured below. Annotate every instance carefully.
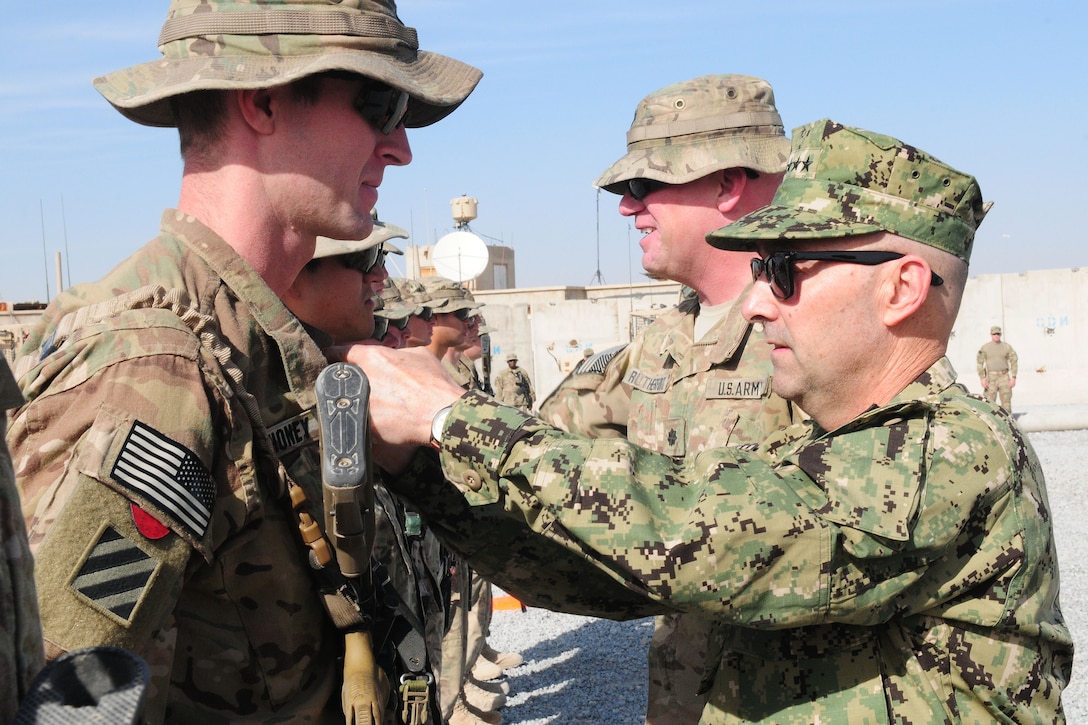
[707,119,990,262]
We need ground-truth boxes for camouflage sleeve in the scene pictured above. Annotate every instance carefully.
[9,311,231,664]
[536,343,631,438]
[434,392,1050,631]
[1008,344,1018,377]
[1,406,44,721]
[388,440,669,620]
[976,346,986,377]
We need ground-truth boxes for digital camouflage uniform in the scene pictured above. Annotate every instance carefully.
[403,357,1072,723]
[385,120,1071,722]
[539,293,793,724]
[8,211,345,723]
[1,359,44,723]
[977,330,1018,413]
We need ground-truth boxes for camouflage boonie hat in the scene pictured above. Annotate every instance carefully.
[313,219,408,259]
[375,277,421,320]
[595,74,790,194]
[418,276,481,314]
[707,119,991,263]
[93,0,483,128]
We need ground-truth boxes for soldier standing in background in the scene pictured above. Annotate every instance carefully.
[493,354,536,413]
[537,74,794,724]
[5,0,480,721]
[978,325,1018,412]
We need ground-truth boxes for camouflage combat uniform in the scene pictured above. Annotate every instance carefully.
[400,357,1071,723]
[538,292,793,724]
[444,355,483,393]
[977,337,1018,413]
[8,210,345,723]
[1,359,44,723]
[493,364,535,412]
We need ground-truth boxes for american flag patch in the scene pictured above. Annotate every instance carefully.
[111,421,214,539]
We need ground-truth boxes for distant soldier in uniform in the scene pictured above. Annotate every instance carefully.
[346,119,1071,723]
[493,354,536,413]
[5,0,480,721]
[977,325,1018,412]
[537,74,793,725]
[395,278,438,349]
[1,358,43,723]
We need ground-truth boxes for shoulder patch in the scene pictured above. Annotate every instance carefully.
[70,524,158,624]
[575,344,627,375]
[110,421,214,540]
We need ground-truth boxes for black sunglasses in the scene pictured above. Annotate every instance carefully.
[372,316,390,339]
[750,250,944,300]
[417,307,434,321]
[626,178,671,201]
[354,81,410,135]
[340,246,387,274]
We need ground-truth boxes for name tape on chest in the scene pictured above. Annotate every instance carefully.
[623,369,669,394]
[268,410,317,457]
[705,377,769,400]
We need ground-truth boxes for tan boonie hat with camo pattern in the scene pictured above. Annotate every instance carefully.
[707,119,991,263]
[596,74,791,194]
[94,0,482,128]
[313,219,408,259]
[375,277,422,320]
[419,276,481,313]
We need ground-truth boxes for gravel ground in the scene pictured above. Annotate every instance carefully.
[487,428,1088,724]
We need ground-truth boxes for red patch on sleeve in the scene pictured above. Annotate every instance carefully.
[131,503,171,540]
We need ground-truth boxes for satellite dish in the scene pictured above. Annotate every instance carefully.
[433,231,489,282]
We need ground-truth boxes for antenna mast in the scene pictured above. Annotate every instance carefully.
[590,188,605,285]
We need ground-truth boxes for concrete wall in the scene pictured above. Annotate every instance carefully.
[947,267,1087,406]
[475,268,1088,412]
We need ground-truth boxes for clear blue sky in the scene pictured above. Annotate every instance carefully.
[1,1,1085,303]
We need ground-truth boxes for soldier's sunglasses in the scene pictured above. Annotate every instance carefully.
[750,250,944,300]
[340,246,387,274]
[354,81,410,135]
[626,178,671,200]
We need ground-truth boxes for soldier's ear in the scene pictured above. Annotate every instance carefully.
[715,168,749,215]
[881,255,932,329]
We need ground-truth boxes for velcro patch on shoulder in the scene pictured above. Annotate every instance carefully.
[575,344,627,375]
[110,421,214,540]
[69,524,158,625]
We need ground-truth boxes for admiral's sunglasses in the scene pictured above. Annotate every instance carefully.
[750,250,944,300]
